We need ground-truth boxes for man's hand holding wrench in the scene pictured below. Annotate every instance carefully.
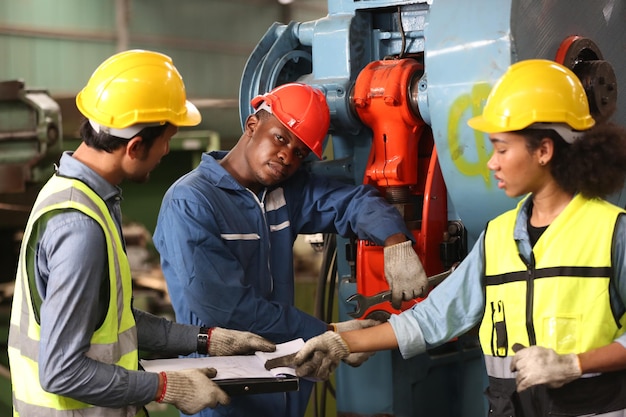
[346,264,458,319]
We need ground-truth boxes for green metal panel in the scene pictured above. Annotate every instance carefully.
[132,0,281,44]
[0,0,114,30]
[0,0,327,146]
[291,0,329,22]
[0,0,117,94]
[3,36,115,94]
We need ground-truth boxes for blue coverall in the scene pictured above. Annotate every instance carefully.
[154,151,414,417]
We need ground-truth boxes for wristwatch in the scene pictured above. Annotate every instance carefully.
[197,326,209,354]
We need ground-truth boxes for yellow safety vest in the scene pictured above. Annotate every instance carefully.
[8,175,142,417]
[479,194,626,379]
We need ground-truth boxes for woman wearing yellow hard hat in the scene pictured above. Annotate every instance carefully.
[290,59,626,417]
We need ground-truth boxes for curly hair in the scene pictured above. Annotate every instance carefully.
[522,122,626,199]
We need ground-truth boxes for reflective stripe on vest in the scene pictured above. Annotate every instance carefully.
[8,175,140,416]
[479,194,626,379]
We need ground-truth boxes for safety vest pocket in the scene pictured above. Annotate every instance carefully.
[490,300,508,357]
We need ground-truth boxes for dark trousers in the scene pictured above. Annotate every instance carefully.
[485,372,626,417]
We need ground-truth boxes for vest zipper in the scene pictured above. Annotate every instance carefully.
[524,252,537,346]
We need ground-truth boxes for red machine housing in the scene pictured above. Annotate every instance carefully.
[352,58,448,318]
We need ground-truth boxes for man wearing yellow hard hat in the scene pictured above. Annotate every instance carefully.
[291,59,626,417]
[8,49,276,417]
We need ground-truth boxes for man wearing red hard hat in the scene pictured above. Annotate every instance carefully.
[154,82,427,417]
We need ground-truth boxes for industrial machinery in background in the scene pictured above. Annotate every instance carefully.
[0,80,63,415]
[239,0,625,416]
[0,80,62,287]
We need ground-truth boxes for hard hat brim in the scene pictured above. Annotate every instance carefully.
[467,115,505,134]
[178,100,202,127]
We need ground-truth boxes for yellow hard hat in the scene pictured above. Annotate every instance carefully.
[468,59,595,134]
[76,49,201,131]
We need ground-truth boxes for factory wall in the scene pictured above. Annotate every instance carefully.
[0,0,327,233]
[0,0,327,147]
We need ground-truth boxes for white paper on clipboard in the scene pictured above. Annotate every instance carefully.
[140,338,305,380]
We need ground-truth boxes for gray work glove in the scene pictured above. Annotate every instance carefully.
[331,319,380,367]
[383,240,428,309]
[208,327,276,356]
[295,351,338,381]
[161,368,230,414]
[510,343,582,392]
[293,331,350,380]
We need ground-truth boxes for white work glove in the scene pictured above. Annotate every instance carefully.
[293,331,350,380]
[510,343,582,392]
[331,319,380,367]
[383,240,428,309]
[208,327,276,356]
[161,368,230,414]
[332,318,380,333]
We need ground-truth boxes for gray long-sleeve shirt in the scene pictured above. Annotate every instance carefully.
[34,151,199,407]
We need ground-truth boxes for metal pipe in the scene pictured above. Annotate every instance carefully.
[115,0,130,52]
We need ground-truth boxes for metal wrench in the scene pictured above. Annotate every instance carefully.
[346,263,458,319]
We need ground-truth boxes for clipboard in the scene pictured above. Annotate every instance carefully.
[140,339,305,396]
[217,376,299,396]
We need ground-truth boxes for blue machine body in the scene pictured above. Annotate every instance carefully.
[239,1,626,415]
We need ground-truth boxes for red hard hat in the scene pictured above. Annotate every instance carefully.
[250,83,330,158]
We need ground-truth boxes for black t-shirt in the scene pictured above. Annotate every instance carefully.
[526,202,548,247]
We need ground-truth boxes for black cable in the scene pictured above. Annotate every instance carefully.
[312,233,338,417]
[383,6,407,60]
[324,238,337,324]
[397,6,407,59]
[314,234,335,318]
